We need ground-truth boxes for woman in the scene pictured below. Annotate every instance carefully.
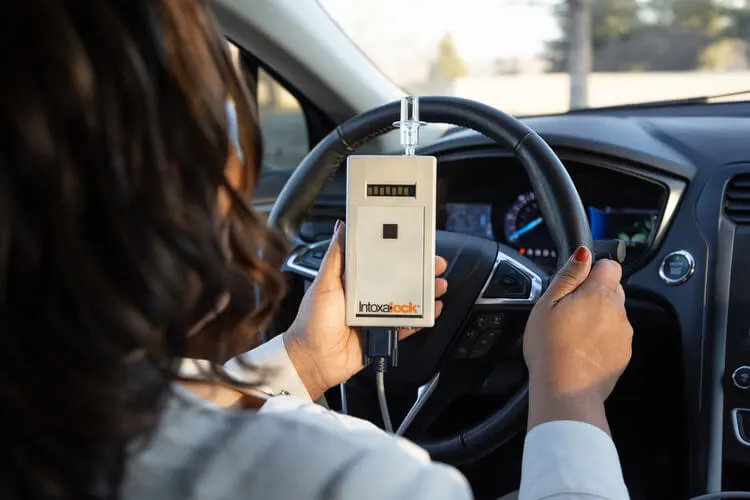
[0,1,633,499]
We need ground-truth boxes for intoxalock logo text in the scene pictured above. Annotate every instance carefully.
[358,301,419,314]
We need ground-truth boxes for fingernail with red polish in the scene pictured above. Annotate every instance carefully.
[572,246,589,263]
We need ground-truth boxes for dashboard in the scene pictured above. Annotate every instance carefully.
[436,156,668,270]
[408,110,750,496]
[258,103,750,495]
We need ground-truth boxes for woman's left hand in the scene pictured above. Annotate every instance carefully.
[283,220,448,400]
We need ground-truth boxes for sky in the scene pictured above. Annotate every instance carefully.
[319,0,560,81]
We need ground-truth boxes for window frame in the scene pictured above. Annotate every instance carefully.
[231,41,336,170]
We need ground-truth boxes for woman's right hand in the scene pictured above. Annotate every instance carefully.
[523,247,633,434]
[282,221,448,401]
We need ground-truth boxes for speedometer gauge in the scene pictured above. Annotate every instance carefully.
[504,191,557,269]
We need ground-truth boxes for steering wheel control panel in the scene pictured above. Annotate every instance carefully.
[453,312,507,360]
[437,157,668,271]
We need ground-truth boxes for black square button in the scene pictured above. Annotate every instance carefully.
[382,223,398,239]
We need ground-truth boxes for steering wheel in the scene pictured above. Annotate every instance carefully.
[268,96,592,463]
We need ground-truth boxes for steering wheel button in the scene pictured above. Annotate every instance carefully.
[474,313,505,330]
[500,276,517,286]
[474,315,487,329]
[454,346,470,359]
[490,314,504,327]
[453,332,479,360]
[468,341,490,358]
[468,329,501,358]
[483,262,531,299]
[299,254,322,270]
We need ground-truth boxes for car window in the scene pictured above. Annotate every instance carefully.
[320,0,750,114]
[257,69,308,172]
[228,43,308,172]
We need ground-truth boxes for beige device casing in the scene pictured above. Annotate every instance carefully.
[345,155,437,328]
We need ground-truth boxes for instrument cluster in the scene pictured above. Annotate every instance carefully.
[438,157,666,270]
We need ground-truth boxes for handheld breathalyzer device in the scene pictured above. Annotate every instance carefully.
[343,97,435,433]
[344,97,436,360]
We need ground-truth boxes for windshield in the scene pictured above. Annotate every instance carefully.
[319,0,750,115]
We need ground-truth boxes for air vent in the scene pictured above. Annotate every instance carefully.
[725,175,750,224]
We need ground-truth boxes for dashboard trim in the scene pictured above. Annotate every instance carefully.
[475,247,544,306]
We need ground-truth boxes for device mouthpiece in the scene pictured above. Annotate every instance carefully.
[395,96,425,156]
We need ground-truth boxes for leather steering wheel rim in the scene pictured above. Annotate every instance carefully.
[269,96,591,263]
[268,96,592,461]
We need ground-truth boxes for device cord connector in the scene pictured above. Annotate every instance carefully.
[363,327,400,367]
[366,327,400,433]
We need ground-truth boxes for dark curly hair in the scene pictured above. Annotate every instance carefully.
[0,1,286,499]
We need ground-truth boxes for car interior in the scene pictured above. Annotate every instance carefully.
[216,1,750,498]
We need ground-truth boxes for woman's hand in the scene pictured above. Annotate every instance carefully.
[523,247,633,435]
[283,220,448,400]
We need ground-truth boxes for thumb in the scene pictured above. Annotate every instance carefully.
[316,220,345,289]
[544,246,592,303]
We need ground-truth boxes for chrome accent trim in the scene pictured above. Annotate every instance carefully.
[659,250,696,286]
[396,372,440,436]
[283,240,329,280]
[657,176,687,248]
[475,248,544,305]
[732,408,750,447]
[732,366,750,391]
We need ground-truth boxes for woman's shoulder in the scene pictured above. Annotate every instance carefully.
[122,388,471,500]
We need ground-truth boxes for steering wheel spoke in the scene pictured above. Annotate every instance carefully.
[397,358,529,463]
[283,240,329,280]
[475,245,547,307]
[448,244,548,360]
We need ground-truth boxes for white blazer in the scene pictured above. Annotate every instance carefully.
[122,336,629,499]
